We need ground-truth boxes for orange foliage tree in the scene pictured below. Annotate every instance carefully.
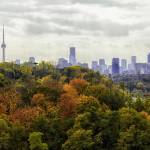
[10,107,44,127]
[70,78,88,95]
[31,93,47,107]
[0,88,20,114]
[58,84,78,117]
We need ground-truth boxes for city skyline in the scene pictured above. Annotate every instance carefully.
[0,26,150,66]
[57,47,150,75]
[0,0,150,63]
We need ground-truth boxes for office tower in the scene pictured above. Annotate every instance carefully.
[99,59,107,74]
[131,56,137,64]
[15,59,20,65]
[92,61,99,71]
[130,56,137,73]
[29,57,35,64]
[147,63,150,74]
[121,59,127,74]
[108,65,112,74]
[57,58,69,69]
[147,53,150,73]
[1,26,6,62]
[99,59,105,66]
[78,62,89,68]
[148,53,150,63]
[121,59,127,69]
[81,63,88,68]
[135,63,147,74]
[69,47,77,65]
[112,58,120,74]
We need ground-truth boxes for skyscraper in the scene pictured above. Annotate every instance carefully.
[57,58,69,69]
[92,61,99,71]
[129,56,137,73]
[131,56,136,64]
[29,57,35,64]
[148,53,150,63]
[121,59,127,69]
[112,58,120,74]
[1,26,6,62]
[99,59,105,66]
[69,47,77,65]
[15,59,20,65]
[99,59,107,74]
[120,59,127,74]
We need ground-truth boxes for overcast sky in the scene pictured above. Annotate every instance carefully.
[0,0,150,64]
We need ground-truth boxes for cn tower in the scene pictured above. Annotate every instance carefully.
[1,26,6,62]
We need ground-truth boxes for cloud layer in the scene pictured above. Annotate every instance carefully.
[0,0,150,64]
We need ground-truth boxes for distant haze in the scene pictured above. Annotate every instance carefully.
[0,0,150,64]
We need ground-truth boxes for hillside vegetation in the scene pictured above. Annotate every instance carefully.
[0,62,150,150]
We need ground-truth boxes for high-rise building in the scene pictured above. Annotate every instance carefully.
[112,58,120,74]
[69,47,76,65]
[121,59,127,69]
[131,56,137,64]
[92,61,99,71]
[147,53,150,63]
[135,63,147,74]
[99,59,105,66]
[129,56,137,73]
[57,58,69,69]
[78,62,89,68]
[15,59,20,65]
[1,26,6,62]
[121,59,127,73]
[29,57,35,64]
[99,59,107,74]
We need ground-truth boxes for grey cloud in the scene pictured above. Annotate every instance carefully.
[36,0,138,8]
[24,12,150,37]
[0,0,146,38]
[72,0,136,7]
[25,22,82,36]
[49,17,138,37]
[0,3,35,14]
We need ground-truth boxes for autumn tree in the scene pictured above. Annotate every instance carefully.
[62,129,94,150]
[31,93,47,108]
[58,94,77,117]
[0,88,20,114]
[38,75,63,102]
[58,84,79,117]
[70,78,88,95]
[10,107,44,127]
[28,132,48,150]
[0,119,10,149]
[84,84,126,110]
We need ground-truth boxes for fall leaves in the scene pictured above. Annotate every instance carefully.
[1,63,150,149]
[0,77,90,124]
[0,88,20,114]
[59,79,89,117]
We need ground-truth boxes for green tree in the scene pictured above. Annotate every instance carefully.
[0,119,10,150]
[117,125,150,150]
[62,129,94,150]
[28,132,48,150]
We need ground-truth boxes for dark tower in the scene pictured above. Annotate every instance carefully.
[1,26,6,62]
[148,53,150,63]
[112,58,120,74]
[69,47,76,65]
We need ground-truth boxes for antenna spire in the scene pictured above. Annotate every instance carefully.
[1,25,6,62]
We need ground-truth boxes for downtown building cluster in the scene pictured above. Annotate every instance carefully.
[57,47,88,69]
[57,47,150,75]
[90,54,150,75]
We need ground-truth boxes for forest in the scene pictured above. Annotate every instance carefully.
[0,62,150,150]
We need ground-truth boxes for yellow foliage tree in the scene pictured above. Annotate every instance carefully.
[0,88,20,114]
